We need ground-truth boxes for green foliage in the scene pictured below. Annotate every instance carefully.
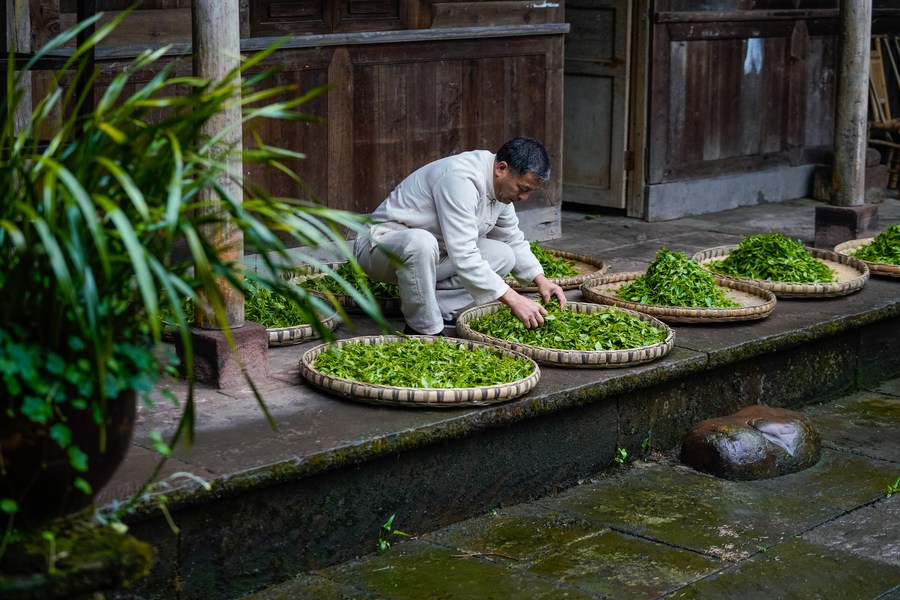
[614,447,627,464]
[617,248,739,308]
[852,224,900,265]
[163,278,324,330]
[300,261,401,299]
[529,241,578,278]
[0,13,388,524]
[887,476,900,498]
[377,514,409,554]
[468,301,668,351]
[314,338,534,388]
[707,233,835,283]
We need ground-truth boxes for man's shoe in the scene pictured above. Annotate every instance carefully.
[403,324,444,337]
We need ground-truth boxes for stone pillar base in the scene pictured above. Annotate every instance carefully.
[813,203,879,249]
[175,322,269,389]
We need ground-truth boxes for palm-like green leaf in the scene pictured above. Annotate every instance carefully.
[0,17,389,499]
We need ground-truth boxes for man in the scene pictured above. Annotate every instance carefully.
[354,136,567,336]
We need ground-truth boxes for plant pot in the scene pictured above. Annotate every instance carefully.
[0,391,137,528]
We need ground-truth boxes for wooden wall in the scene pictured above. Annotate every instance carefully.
[647,7,840,186]
[34,0,567,238]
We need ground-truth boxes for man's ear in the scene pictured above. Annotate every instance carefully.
[494,160,509,177]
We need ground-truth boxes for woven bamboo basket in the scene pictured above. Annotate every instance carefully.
[299,335,540,407]
[833,238,900,279]
[506,248,608,291]
[292,264,404,317]
[163,312,340,347]
[691,245,869,298]
[456,301,674,368]
[580,272,777,323]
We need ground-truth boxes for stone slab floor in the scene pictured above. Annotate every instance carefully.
[244,376,900,600]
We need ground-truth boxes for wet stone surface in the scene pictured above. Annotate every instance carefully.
[663,535,900,600]
[803,388,900,463]
[680,405,821,480]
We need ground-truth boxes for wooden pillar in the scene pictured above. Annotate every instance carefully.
[7,0,31,130]
[192,0,245,329]
[814,0,878,248]
[831,0,871,207]
[184,0,269,389]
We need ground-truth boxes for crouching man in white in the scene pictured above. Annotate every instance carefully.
[353,136,567,336]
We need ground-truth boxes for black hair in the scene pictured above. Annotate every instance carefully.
[496,136,551,183]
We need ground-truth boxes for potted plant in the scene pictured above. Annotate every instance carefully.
[0,13,387,537]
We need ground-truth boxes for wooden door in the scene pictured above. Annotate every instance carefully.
[562,0,631,209]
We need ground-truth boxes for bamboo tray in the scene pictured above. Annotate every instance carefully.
[833,238,900,279]
[299,335,540,407]
[581,272,777,323]
[163,313,340,347]
[455,301,674,368]
[292,266,404,317]
[691,245,869,298]
[506,248,608,292]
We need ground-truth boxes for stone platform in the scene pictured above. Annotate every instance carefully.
[102,197,900,599]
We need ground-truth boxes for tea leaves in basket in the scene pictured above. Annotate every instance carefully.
[707,233,836,283]
[468,302,667,351]
[530,242,579,278]
[300,262,401,298]
[313,338,535,388]
[852,224,900,265]
[162,280,317,329]
[617,248,739,308]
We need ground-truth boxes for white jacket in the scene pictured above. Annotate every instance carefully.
[365,150,543,305]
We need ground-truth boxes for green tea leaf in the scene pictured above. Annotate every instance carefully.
[469,302,667,351]
[852,224,900,265]
[314,338,534,388]
[617,248,738,308]
[707,233,835,283]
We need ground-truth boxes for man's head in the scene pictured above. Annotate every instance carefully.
[493,137,551,204]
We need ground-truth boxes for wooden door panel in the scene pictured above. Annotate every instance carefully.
[563,0,629,209]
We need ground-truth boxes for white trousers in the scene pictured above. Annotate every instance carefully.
[354,230,516,335]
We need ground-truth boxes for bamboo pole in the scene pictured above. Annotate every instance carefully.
[192,0,245,328]
[830,0,872,207]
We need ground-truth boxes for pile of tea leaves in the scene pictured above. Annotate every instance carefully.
[529,241,579,278]
[707,233,836,283]
[313,338,534,388]
[467,301,667,351]
[851,224,900,265]
[243,280,318,328]
[161,280,316,329]
[616,248,739,308]
[300,262,401,298]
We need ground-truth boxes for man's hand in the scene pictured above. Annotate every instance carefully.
[533,274,567,309]
[499,288,548,329]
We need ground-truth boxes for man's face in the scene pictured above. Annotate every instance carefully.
[493,161,542,204]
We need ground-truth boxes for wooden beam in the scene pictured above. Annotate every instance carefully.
[831,0,871,207]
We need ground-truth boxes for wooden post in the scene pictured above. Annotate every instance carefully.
[183,0,269,389]
[7,0,31,131]
[192,0,244,329]
[814,0,878,248]
[831,0,871,208]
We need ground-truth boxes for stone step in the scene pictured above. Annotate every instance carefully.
[105,276,900,599]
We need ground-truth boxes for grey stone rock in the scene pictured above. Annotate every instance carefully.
[681,405,821,480]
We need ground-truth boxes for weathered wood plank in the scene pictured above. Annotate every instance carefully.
[60,9,193,46]
[430,1,561,29]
